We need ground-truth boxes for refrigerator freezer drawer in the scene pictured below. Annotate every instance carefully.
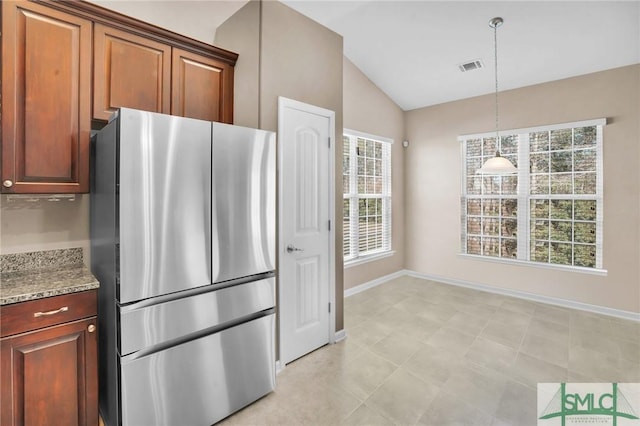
[119,277,275,356]
[120,314,275,426]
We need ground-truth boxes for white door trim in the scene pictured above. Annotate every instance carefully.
[277,96,337,360]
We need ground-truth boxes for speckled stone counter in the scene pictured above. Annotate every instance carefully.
[0,248,99,305]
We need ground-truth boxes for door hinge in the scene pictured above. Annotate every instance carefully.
[328,302,331,313]
[328,220,331,231]
[328,137,331,148]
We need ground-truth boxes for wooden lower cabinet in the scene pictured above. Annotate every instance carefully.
[0,292,98,426]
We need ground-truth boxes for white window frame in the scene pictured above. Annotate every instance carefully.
[458,118,606,275]
[343,129,393,265]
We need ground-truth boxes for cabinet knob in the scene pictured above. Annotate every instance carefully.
[88,324,96,333]
[2,180,13,188]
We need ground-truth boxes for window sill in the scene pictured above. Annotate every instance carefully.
[458,253,607,276]
[345,250,396,269]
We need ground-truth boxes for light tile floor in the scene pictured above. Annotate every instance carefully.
[220,275,640,425]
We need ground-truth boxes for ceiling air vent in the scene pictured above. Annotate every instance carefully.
[458,60,483,72]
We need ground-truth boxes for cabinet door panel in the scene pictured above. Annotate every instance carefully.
[1,1,91,193]
[0,317,98,426]
[23,332,80,425]
[94,23,171,121]
[171,48,233,123]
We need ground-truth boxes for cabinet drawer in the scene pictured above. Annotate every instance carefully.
[0,290,97,338]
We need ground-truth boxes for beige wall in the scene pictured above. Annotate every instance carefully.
[0,195,91,263]
[342,57,405,289]
[259,1,343,133]
[215,0,260,128]
[87,0,244,44]
[405,65,640,314]
[259,1,345,329]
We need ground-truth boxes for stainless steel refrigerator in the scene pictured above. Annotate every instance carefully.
[91,108,276,426]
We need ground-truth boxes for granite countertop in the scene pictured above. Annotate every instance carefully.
[0,248,99,306]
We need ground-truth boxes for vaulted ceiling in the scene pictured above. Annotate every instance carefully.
[283,1,640,110]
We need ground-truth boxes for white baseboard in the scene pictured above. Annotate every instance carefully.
[407,270,640,322]
[334,329,347,342]
[275,360,284,375]
[343,268,639,321]
[344,269,411,298]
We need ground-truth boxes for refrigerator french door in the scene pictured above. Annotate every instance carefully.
[91,108,276,426]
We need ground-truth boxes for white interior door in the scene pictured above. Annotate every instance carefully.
[278,97,335,365]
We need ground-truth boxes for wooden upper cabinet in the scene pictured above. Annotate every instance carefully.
[1,0,237,194]
[93,24,172,121]
[1,0,92,193]
[171,48,234,123]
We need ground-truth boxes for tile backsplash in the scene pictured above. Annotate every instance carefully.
[0,247,84,273]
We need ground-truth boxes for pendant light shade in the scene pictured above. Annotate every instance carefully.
[477,152,517,174]
[477,17,517,175]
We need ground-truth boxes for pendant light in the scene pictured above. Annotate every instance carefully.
[477,17,517,175]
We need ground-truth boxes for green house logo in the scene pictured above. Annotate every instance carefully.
[538,383,640,426]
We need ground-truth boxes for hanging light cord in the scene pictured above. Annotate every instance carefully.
[479,17,515,174]
[493,20,501,157]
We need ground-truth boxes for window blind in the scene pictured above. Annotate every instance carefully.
[343,130,392,262]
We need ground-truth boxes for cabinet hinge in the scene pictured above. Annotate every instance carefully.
[328,302,331,313]
[328,137,331,148]
[328,220,331,231]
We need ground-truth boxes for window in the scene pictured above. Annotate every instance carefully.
[460,119,604,271]
[343,130,392,262]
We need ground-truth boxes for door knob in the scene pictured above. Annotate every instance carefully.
[286,244,304,253]
[3,180,13,188]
